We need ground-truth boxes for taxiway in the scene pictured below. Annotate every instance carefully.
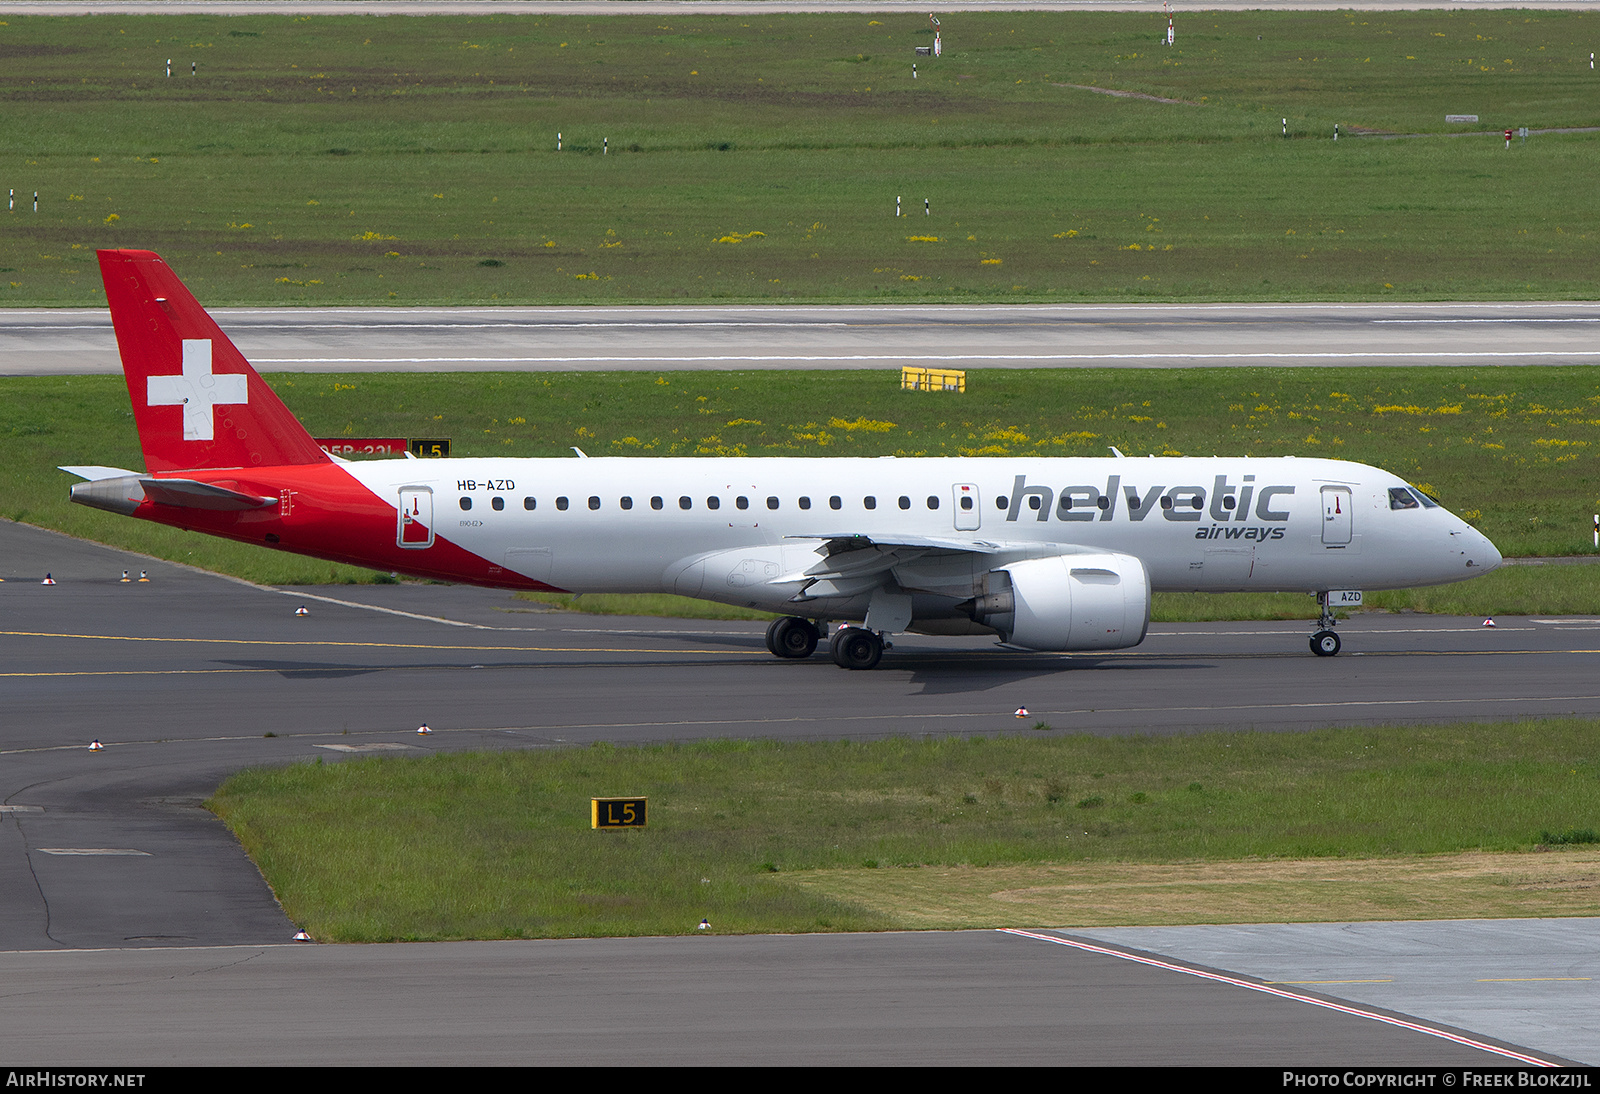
[6,302,1600,375]
[1,518,1595,1064]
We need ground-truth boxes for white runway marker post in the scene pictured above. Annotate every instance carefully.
[925,198,930,216]
[896,195,901,217]
[32,191,37,213]
[604,137,608,155]
[557,131,562,151]
[1283,117,1288,138]
[165,58,171,78]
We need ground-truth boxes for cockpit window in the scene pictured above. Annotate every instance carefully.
[1388,487,1420,510]
[1410,487,1440,509]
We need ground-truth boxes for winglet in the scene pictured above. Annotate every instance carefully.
[97,250,329,473]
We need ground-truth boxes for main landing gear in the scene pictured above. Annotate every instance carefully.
[764,617,890,669]
[1310,592,1341,657]
[829,626,888,670]
[764,616,823,659]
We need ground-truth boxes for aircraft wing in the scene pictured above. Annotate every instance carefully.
[790,531,1007,557]
[776,531,1071,605]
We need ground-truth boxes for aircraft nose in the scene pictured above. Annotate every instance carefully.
[1464,526,1502,574]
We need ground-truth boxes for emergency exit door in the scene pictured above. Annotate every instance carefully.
[953,483,981,530]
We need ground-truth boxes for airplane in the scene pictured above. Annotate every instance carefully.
[63,249,1502,669]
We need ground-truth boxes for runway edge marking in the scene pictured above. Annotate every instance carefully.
[999,927,1562,1067]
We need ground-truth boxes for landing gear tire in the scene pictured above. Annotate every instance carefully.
[1310,630,1341,657]
[766,616,821,659]
[829,627,883,670]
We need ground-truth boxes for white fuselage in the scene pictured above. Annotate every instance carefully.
[342,454,1500,622]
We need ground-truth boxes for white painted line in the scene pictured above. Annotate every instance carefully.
[38,848,151,856]
[0,805,43,813]
[1000,928,1561,1066]
[316,743,417,752]
[1375,318,1600,325]
[269,588,494,629]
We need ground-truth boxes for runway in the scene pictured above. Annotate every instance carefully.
[1,518,1595,1065]
[0,1,1591,15]
[6,301,1600,375]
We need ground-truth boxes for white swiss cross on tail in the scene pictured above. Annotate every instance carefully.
[146,339,248,442]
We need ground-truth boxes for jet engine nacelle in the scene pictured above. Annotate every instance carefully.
[971,552,1151,651]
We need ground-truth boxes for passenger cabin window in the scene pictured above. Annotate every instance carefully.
[651,496,664,510]
[927,496,940,510]
[588,496,600,510]
[523,497,536,510]
[707,496,720,510]
[556,497,569,511]
[959,497,972,511]
[1160,496,1173,510]
[1389,487,1421,510]
[679,496,692,510]
[863,496,877,510]
[1097,496,1111,511]
[459,497,472,511]
[829,496,842,510]
[996,496,1009,510]
[799,496,812,510]
[1222,496,1236,510]
[491,496,505,511]
[767,496,779,510]
[620,497,633,511]
[736,496,749,510]
[898,496,911,510]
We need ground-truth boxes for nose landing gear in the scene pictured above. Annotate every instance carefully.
[1310,592,1341,657]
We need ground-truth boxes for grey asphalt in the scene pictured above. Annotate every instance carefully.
[0,933,1555,1066]
[0,1,1590,14]
[0,517,1594,1064]
[1074,920,1600,1069]
[8,301,1600,376]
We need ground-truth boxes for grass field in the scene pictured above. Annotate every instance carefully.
[0,9,1596,303]
[207,719,1600,940]
[6,366,1598,612]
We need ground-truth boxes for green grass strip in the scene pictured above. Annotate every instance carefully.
[0,10,1596,304]
[209,719,1600,941]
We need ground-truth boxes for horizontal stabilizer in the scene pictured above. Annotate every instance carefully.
[139,478,277,511]
[69,475,276,516]
[59,465,142,481]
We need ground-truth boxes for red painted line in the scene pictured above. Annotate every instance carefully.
[999,927,1561,1067]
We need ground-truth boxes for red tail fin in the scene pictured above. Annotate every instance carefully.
[98,249,329,473]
